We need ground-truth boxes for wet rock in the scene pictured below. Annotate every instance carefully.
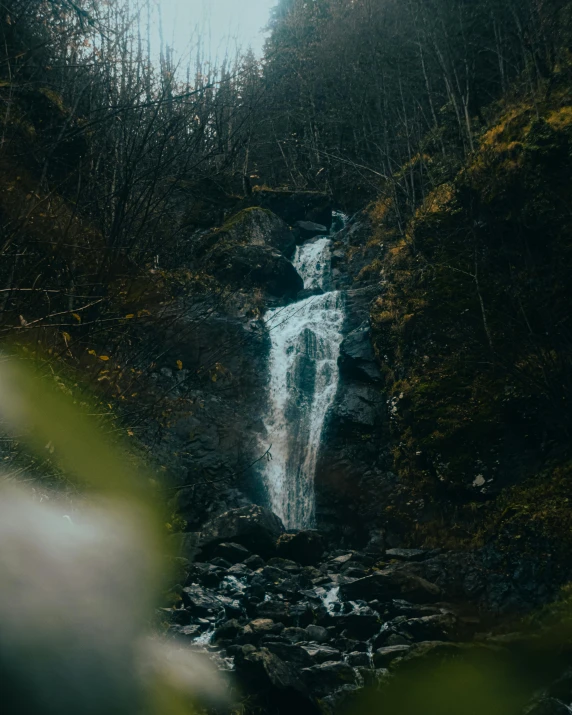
[211,244,304,299]
[348,651,371,667]
[168,624,204,639]
[262,565,288,583]
[186,563,225,589]
[338,323,382,384]
[264,641,314,668]
[334,610,381,640]
[331,249,346,266]
[372,645,412,668]
[330,553,354,567]
[241,619,284,643]
[283,627,309,643]
[213,619,243,643]
[213,542,252,564]
[276,531,325,566]
[198,505,285,558]
[301,661,358,697]
[267,557,302,573]
[384,633,412,647]
[234,645,308,695]
[276,576,312,600]
[334,637,367,653]
[290,602,316,628]
[305,625,329,643]
[301,644,343,663]
[386,548,429,562]
[181,585,223,616]
[227,563,251,578]
[196,207,297,259]
[295,221,328,241]
[339,569,442,604]
[244,554,265,570]
[209,557,233,569]
[332,383,385,432]
[158,606,192,626]
[255,601,293,625]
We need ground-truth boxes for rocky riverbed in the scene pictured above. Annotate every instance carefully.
[162,505,537,714]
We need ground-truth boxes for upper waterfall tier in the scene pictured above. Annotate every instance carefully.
[261,222,346,529]
[293,237,333,291]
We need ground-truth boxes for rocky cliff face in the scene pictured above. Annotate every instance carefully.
[134,195,348,530]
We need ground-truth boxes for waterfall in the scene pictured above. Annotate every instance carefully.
[261,219,346,529]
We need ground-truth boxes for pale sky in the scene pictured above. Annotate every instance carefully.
[156,0,276,65]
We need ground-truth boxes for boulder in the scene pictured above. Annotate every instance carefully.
[241,619,284,643]
[332,384,385,432]
[227,563,251,578]
[372,645,412,668]
[276,531,325,566]
[295,220,327,241]
[210,243,303,299]
[339,569,442,604]
[384,633,411,647]
[255,601,293,625]
[264,641,314,669]
[282,627,309,643]
[195,207,297,259]
[262,565,288,583]
[186,562,224,588]
[168,624,204,639]
[301,645,343,663]
[198,505,285,558]
[244,554,265,570]
[267,558,302,573]
[338,323,382,384]
[333,610,381,640]
[275,575,313,599]
[235,646,308,695]
[213,619,243,643]
[305,625,329,643]
[212,542,252,564]
[181,585,223,616]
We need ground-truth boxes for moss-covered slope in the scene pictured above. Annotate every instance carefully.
[366,86,572,559]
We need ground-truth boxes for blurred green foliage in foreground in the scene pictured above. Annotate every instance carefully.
[0,358,226,715]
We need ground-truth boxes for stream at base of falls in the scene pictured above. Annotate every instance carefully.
[260,214,347,530]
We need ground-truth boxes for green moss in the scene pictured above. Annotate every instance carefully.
[216,206,273,236]
[485,462,572,558]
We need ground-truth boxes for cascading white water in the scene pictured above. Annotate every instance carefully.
[261,221,346,529]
